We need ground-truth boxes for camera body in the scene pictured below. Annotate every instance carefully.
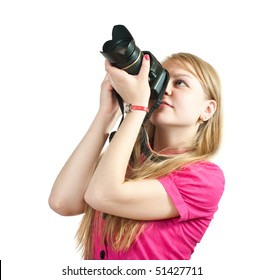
[100,25,169,102]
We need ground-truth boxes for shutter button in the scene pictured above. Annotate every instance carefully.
[100,250,106,259]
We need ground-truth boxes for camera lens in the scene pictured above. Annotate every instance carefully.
[101,25,143,75]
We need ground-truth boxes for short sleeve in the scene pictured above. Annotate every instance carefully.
[158,161,225,222]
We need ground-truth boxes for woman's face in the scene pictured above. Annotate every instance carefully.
[150,60,211,129]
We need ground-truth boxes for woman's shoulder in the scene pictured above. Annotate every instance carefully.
[158,160,225,210]
[181,160,224,175]
[166,160,225,189]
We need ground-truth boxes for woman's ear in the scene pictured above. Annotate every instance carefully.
[199,100,217,122]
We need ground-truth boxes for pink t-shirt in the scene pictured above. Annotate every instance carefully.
[92,161,225,260]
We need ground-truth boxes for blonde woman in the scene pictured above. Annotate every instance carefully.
[49,52,225,260]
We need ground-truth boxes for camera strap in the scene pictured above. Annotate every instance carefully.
[109,93,165,161]
[108,92,125,142]
[140,98,168,161]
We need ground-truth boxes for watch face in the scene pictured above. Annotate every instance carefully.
[125,104,132,114]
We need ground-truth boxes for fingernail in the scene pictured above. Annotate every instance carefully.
[144,54,150,60]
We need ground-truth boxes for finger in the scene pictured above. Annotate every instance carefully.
[139,54,150,78]
[105,59,112,71]
[103,73,109,81]
[105,59,119,74]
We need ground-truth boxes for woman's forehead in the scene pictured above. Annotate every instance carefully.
[163,60,197,78]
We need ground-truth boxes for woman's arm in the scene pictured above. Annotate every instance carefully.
[84,56,179,220]
[85,110,179,221]
[48,76,120,216]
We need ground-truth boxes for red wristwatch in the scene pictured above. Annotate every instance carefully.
[125,104,149,113]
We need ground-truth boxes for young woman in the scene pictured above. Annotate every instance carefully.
[49,52,225,260]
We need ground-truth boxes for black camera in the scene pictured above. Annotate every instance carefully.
[100,25,169,103]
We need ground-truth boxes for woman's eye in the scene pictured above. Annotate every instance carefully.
[175,79,187,87]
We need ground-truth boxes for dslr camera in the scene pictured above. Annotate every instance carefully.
[100,25,169,106]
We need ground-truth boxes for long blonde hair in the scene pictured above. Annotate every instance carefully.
[76,52,223,259]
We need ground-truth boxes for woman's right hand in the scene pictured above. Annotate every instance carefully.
[98,74,121,117]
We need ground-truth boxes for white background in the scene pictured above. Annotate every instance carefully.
[1,0,263,279]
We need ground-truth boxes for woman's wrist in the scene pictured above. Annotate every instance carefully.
[125,104,149,114]
[97,106,121,119]
[94,109,120,134]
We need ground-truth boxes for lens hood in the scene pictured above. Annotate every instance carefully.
[101,25,140,68]
[112,25,133,41]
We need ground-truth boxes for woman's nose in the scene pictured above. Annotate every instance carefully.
[164,81,173,96]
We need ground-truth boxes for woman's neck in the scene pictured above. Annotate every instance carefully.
[153,126,197,153]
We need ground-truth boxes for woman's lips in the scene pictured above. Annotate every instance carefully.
[161,101,174,108]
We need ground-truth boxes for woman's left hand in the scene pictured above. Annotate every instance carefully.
[105,54,151,107]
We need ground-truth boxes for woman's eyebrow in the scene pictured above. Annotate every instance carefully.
[171,73,193,80]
